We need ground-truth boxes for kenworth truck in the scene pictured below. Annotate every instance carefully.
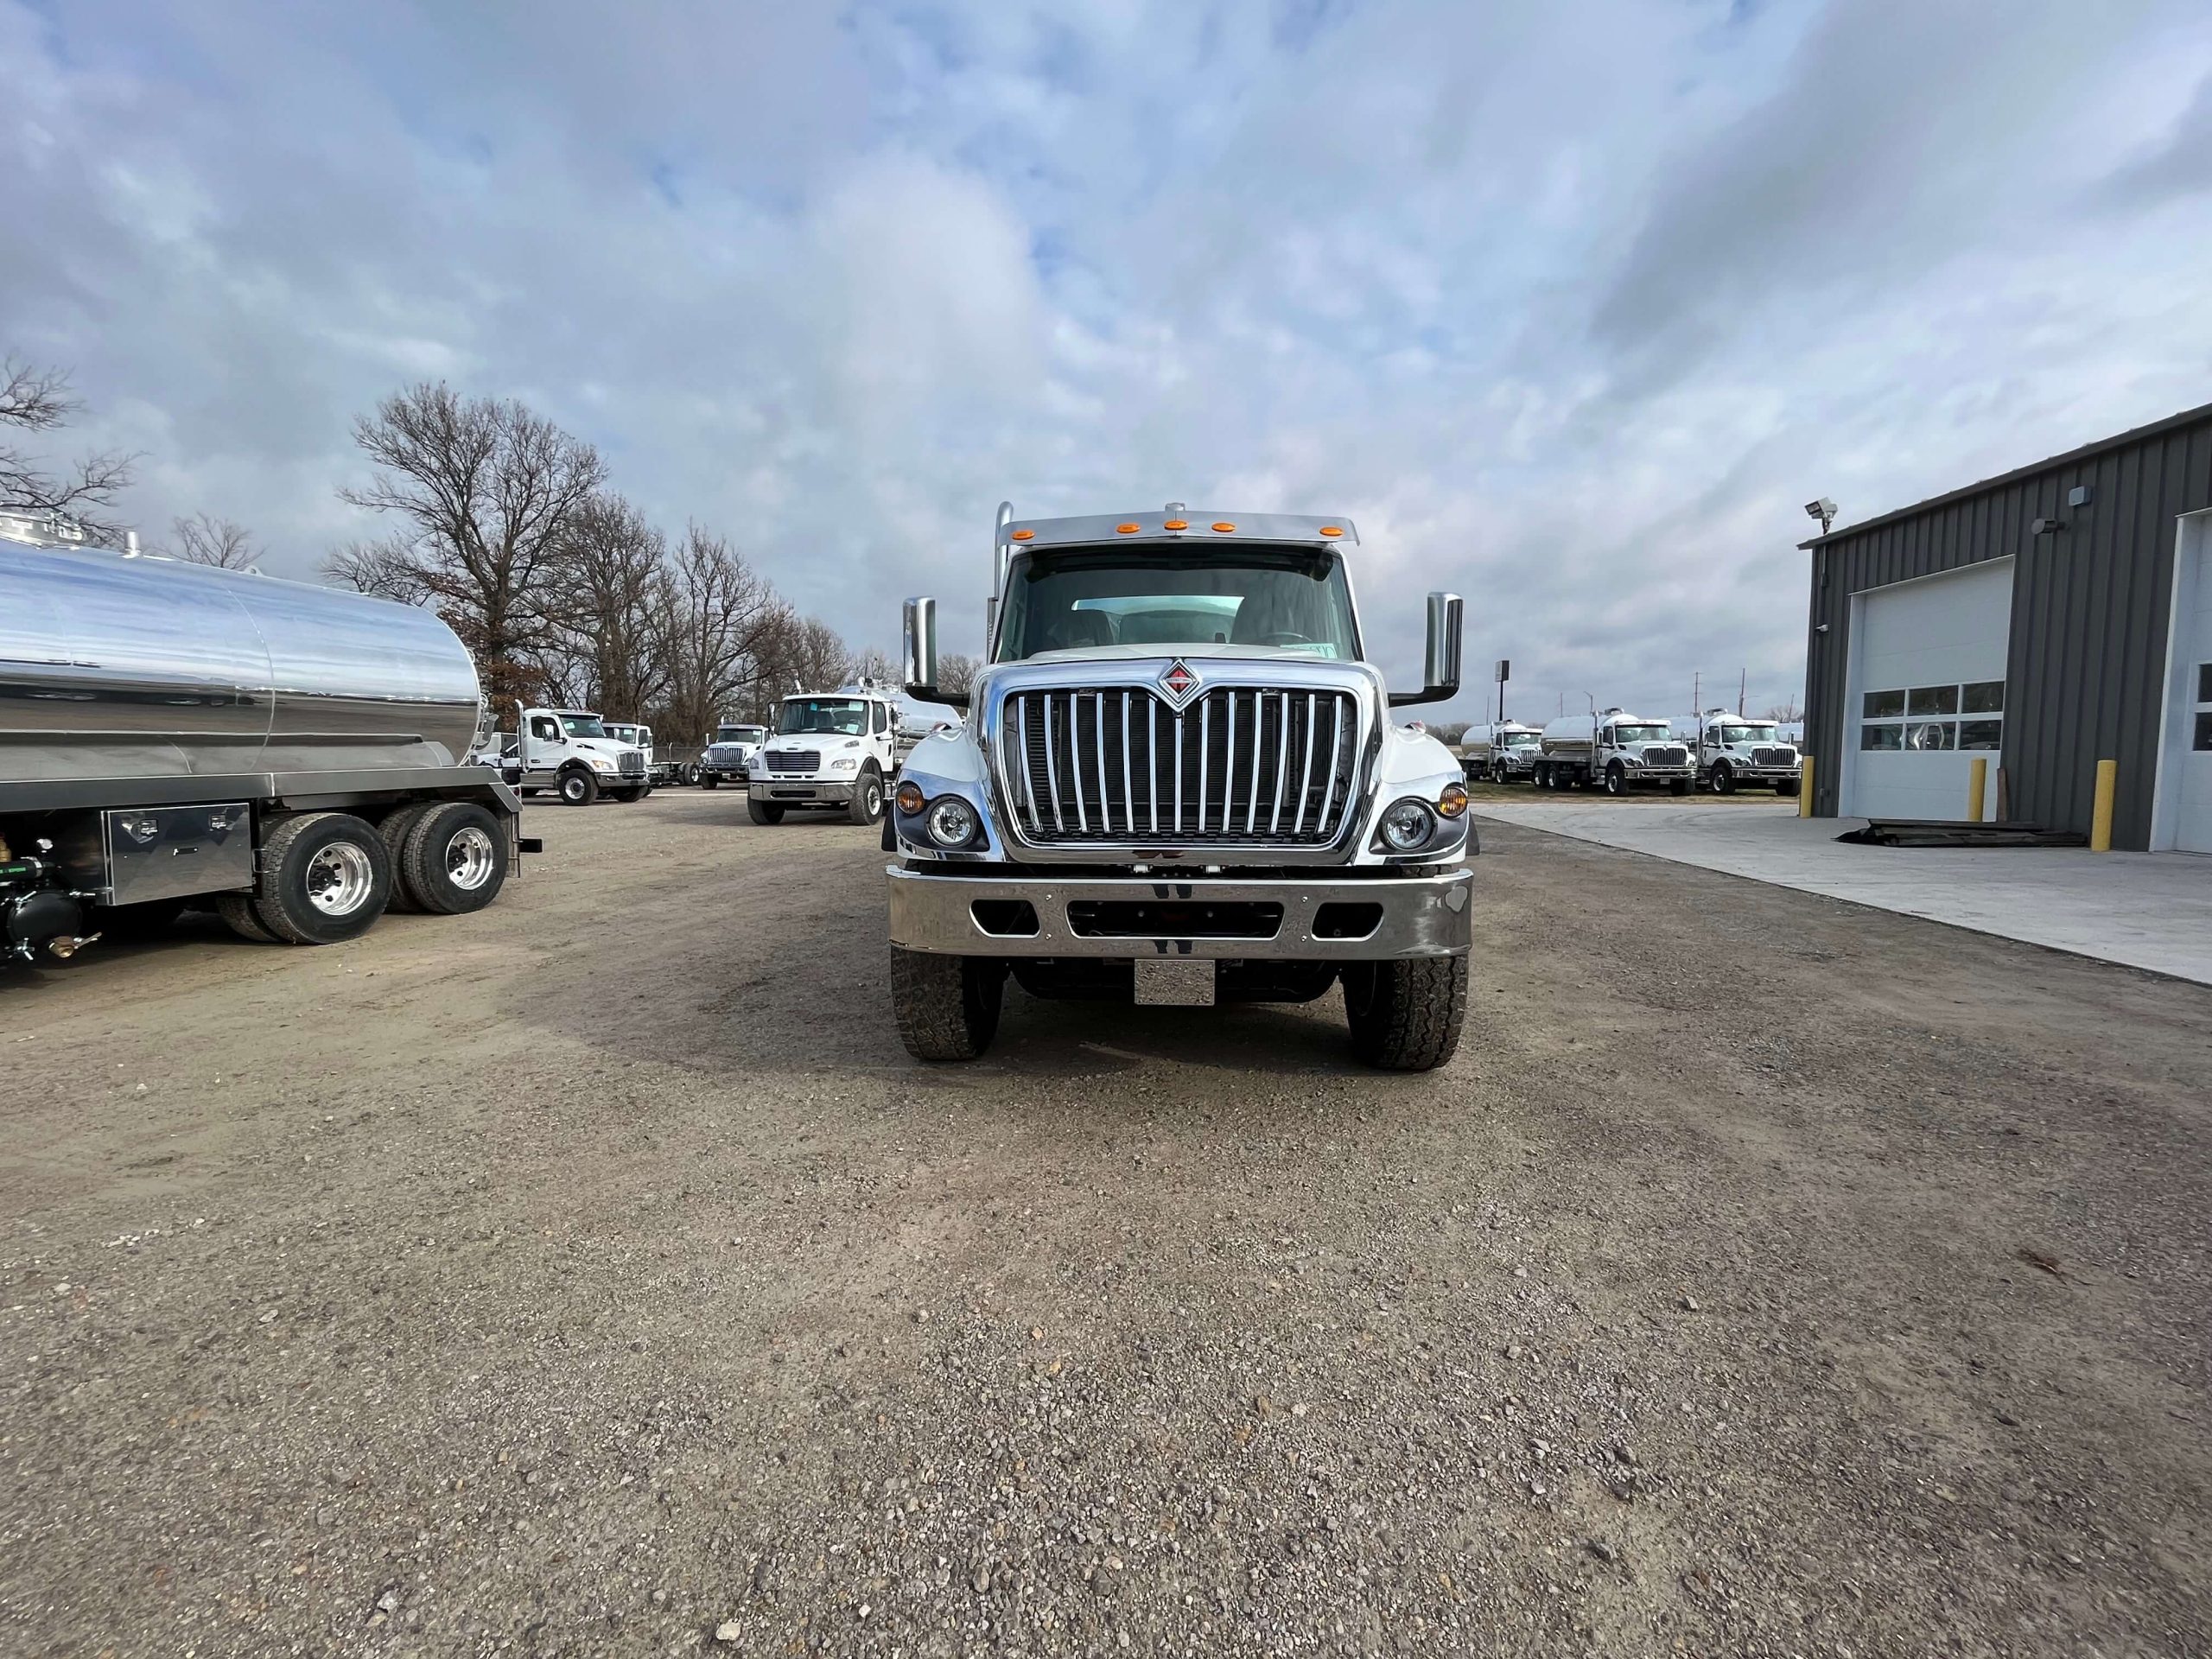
[887,505,1472,1071]
[1534,710,1694,795]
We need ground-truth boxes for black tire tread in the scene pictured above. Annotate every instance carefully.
[891,946,1000,1061]
[378,804,436,913]
[216,892,278,944]
[1344,955,1468,1071]
[252,812,391,945]
[401,802,507,916]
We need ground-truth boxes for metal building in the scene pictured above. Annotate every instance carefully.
[1800,401,2212,852]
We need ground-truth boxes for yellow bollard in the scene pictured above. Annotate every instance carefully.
[2090,759,2117,852]
[1798,755,1814,818]
[1967,756,1987,823]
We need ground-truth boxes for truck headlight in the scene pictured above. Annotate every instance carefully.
[925,797,980,848]
[830,757,858,771]
[588,755,614,772]
[1380,798,1436,852]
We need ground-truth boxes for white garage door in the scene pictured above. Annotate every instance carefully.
[1844,559,2013,822]
[2158,516,2212,854]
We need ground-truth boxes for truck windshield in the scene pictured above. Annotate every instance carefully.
[997,547,1359,662]
[559,715,607,739]
[1503,731,1539,747]
[715,725,765,744]
[1613,723,1669,743]
[1716,724,1778,745]
[778,699,868,736]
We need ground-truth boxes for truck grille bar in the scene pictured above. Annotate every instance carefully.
[1004,686,1360,847]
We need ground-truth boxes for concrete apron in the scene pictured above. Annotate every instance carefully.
[1472,801,2212,987]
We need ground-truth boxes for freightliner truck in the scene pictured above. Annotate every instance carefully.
[887,504,1472,1071]
[0,512,535,968]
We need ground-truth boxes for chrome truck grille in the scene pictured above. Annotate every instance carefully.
[1752,747,1796,767]
[1642,745,1688,766]
[618,751,645,778]
[765,750,820,773]
[1000,686,1361,847]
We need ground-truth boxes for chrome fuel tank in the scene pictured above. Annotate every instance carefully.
[0,542,483,785]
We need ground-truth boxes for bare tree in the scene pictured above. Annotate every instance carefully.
[656,526,780,741]
[164,511,258,569]
[849,645,898,688]
[327,384,607,709]
[0,355,137,542]
[534,493,668,717]
[936,652,979,697]
[1764,697,1804,723]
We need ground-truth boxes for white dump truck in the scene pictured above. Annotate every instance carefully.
[0,513,537,967]
[1688,709,1802,795]
[887,503,1472,1071]
[747,688,899,825]
[472,707,650,804]
[1535,709,1694,795]
[698,720,767,790]
[1456,721,1542,784]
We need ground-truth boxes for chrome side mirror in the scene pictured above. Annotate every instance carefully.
[904,596,969,708]
[1390,591,1464,708]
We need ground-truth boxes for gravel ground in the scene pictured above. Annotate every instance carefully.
[3,792,2209,1657]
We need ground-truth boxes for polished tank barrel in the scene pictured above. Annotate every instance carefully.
[0,542,484,785]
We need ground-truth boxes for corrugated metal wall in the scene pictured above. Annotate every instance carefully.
[1804,409,2212,849]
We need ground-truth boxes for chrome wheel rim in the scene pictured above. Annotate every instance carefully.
[447,825,497,890]
[306,842,375,916]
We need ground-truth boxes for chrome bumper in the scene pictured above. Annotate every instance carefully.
[752,780,855,804]
[887,866,1472,960]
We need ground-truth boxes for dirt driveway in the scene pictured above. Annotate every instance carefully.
[3,792,2208,1656]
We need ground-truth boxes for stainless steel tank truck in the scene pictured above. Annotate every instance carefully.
[887,503,1473,1071]
[0,513,536,968]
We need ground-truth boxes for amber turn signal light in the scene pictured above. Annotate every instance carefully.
[894,781,926,816]
[1438,783,1469,818]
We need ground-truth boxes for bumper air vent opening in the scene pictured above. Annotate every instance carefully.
[1312,901,1384,940]
[970,899,1039,937]
[1065,899,1283,939]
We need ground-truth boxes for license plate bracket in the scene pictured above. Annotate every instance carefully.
[1133,957,1217,1007]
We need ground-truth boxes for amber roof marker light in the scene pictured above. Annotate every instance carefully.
[1116,523,1140,534]
[1162,518,1189,531]
[1009,528,1034,541]
[1319,525,1343,537]
[1211,522,1236,532]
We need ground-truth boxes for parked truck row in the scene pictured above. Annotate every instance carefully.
[1458,709,1801,796]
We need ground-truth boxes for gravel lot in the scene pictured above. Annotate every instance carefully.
[4,792,2209,1657]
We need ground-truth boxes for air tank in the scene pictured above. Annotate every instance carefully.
[0,540,484,785]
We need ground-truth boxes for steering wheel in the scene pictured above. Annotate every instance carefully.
[1255,631,1312,647]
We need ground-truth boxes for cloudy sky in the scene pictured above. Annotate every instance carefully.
[5,0,2210,721]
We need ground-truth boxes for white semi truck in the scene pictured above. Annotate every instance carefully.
[472,707,650,804]
[887,504,1472,1071]
[747,688,899,825]
[698,721,767,790]
[1456,721,1542,784]
[1688,709,1802,795]
[1535,709,1694,795]
[1,514,537,967]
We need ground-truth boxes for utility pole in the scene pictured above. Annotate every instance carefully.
[1693,671,1700,715]
[1738,667,1746,716]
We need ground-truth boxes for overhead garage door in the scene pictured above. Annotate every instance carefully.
[1844,559,2013,822]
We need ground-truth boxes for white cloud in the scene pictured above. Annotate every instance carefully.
[3,0,2209,721]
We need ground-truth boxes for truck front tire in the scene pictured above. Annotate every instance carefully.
[251,812,392,945]
[700,773,720,790]
[1604,762,1626,796]
[849,766,885,826]
[1776,778,1800,797]
[748,798,785,825]
[1343,955,1468,1071]
[1711,762,1735,795]
[559,768,599,806]
[401,802,507,915]
[891,947,1003,1061]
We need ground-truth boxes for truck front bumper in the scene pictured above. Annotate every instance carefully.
[887,866,1472,960]
[752,780,855,804]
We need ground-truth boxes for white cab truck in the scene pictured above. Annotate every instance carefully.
[887,503,1472,1071]
[698,721,766,790]
[1688,709,1802,796]
[1535,709,1694,795]
[1456,721,1542,784]
[473,707,650,804]
[747,690,897,825]
[600,721,686,789]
